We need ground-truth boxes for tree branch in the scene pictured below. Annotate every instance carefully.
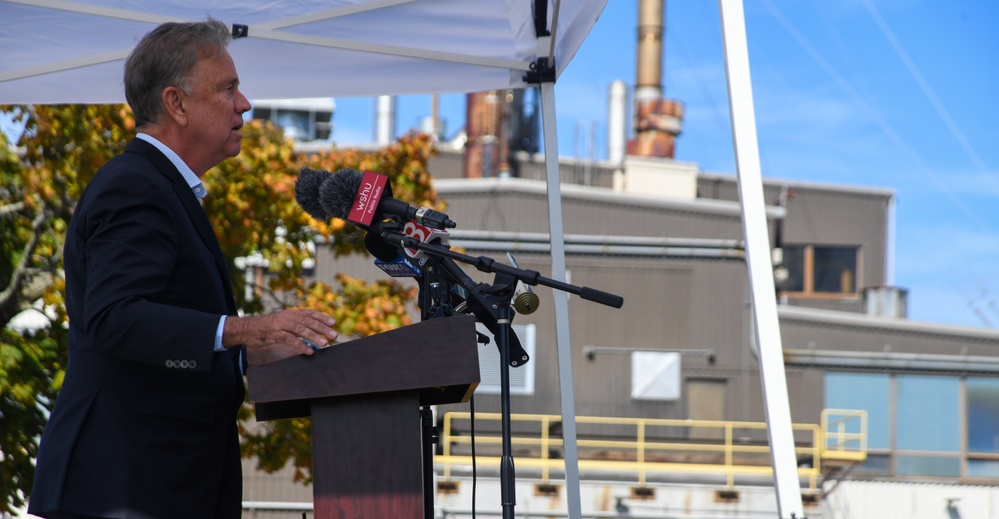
[0,200,26,217]
[0,208,52,326]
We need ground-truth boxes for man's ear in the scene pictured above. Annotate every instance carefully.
[161,86,188,126]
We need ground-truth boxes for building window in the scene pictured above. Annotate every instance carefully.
[252,100,333,141]
[782,245,859,296]
[825,372,999,480]
[967,378,999,477]
[895,375,960,477]
[896,375,960,452]
[826,372,890,450]
[825,372,891,475]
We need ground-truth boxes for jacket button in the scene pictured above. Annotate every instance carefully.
[165,360,174,368]
[189,360,197,369]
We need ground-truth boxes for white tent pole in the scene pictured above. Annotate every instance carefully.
[2,0,183,23]
[2,0,413,29]
[0,49,132,83]
[717,1,804,518]
[537,40,583,519]
[244,28,531,71]
[255,0,415,29]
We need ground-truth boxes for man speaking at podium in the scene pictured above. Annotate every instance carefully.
[29,19,338,519]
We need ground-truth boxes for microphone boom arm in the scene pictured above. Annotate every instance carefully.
[380,231,625,309]
[435,255,530,367]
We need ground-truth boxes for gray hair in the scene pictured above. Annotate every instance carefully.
[124,19,232,128]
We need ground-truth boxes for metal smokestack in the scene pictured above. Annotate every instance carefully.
[464,91,498,178]
[636,0,663,103]
[627,0,683,159]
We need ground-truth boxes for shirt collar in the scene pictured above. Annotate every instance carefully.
[136,132,207,200]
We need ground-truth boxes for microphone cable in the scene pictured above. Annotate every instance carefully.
[470,395,477,519]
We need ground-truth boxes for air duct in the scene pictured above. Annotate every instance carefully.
[607,80,628,166]
[374,95,396,145]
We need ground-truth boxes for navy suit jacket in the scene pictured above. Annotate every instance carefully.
[30,139,246,519]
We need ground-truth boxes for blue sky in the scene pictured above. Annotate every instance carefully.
[336,0,999,328]
[4,1,997,328]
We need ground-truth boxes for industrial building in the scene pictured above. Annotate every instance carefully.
[238,140,999,518]
[239,1,999,516]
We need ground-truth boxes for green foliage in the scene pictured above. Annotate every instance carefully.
[0,105,127,514]
[0,328,64,513]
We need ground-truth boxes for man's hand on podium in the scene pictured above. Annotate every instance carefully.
[224,309,339,367]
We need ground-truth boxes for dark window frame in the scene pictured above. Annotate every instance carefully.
[780,244,861,297]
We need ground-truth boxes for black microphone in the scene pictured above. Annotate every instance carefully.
[309,168,457,230]
[364,230,402,262]
[364,230,423,278]
[294,168,333,221]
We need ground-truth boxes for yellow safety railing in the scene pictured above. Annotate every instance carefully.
[437,409,867,493]
[821,408,868,462]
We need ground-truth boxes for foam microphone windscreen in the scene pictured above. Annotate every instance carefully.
[318,168,364,221]
[295,168,332,221]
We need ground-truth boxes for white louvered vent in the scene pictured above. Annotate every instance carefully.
[474,323,536,395]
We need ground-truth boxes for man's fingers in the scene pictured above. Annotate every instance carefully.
[290,311,338,347]
[240,310,338,352]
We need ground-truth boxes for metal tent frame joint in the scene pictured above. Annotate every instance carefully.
[523,56,556,85]
[231,24,248,39]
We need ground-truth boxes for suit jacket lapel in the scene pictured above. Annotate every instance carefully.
[125,139,238,314]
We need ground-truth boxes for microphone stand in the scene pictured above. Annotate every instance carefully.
[486,276,517,518]
[377,230,623,519]
[414,254,459,519]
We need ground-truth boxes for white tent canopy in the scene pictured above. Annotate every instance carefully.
[1,0,603,103]
[1,1,608,517]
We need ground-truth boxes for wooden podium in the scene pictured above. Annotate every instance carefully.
[247,315,480,519]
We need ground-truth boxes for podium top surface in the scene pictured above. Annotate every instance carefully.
[247,315,480,418]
